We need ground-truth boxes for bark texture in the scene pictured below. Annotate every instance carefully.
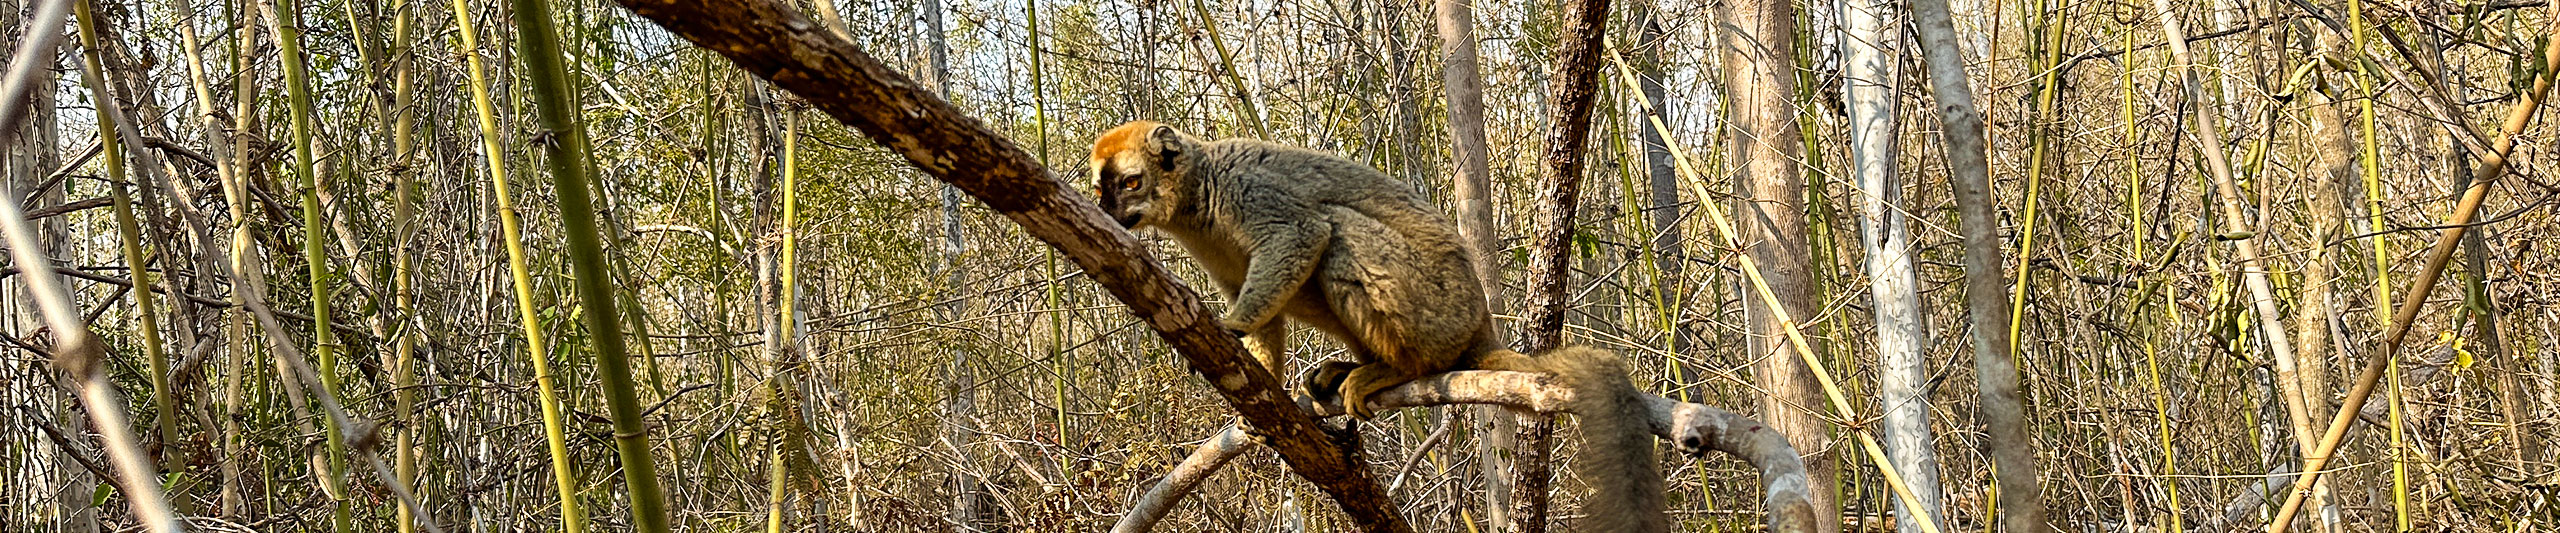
[1432,0,1516,523]
[1508,0,1609,530]
[1841,1,1941,530]
[1909,0,2051,529]
[1715,0,1840,527]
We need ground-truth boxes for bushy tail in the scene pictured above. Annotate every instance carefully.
[1540,346,1668,533]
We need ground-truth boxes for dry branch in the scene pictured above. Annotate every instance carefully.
[606,1,1409,531]
[1113,370,1818,533]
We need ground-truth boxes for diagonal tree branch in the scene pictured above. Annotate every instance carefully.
[603,1,1409,530]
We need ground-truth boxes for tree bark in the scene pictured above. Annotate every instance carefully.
[606,1,1414,530]
[1714,0,1839,528]
[2296,30,2358,529]
[1431,0,1514,524]
[1509,0,1609,530]
[5,2,110,530]
[1909,0,2051,529]
[1841,1,1940,531]
[1629,2,1689,358]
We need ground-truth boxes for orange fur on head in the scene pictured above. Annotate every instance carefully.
[1090,120,1166,163]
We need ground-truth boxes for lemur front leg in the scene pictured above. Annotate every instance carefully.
[1220,219,1332,336]
[1242,320,1290,377]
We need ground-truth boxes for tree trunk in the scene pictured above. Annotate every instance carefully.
[2297,29,2358,530]
[1629,3,1688,359]
[1432,0,1514,524]
[7,0,83,528]
[0,2,74,524]
[1714,0,1838,528]
[1841,1,1939,531]
[914,0,988,528]
[1909,0,2050,529]
[1510,0,1609,530]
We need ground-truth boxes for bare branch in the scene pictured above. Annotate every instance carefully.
[1113,370,1818,533]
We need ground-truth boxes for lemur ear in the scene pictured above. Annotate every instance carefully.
[1145,124,1183,161]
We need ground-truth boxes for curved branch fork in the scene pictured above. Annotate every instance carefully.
[1115,370,1820,533]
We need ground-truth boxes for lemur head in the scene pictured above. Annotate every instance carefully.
[1090,120,1194,230]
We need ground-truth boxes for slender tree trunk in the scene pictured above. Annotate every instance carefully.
[1508,0,1608,530]
[1431,0,1513,524]
[2297,29,2359,530]
[3,0,65,338]
[1909,0,2050,529]
[740,59,790,532]
[1714,0,1838,528]
[1841,1,1940,531]
[2,4,84,527]
[912,0,985,529]
[1629,3,1688,359]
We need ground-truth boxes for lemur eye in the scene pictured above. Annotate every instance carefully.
[1118,172,1142,191]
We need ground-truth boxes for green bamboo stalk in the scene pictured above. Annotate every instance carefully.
[258,2,353,529]
[450,0,588,530]
[2347,0,2392,322]
[764,441,789,533]
[1186,0,1269,138]
[2341,0,2406,526]
[766,108,801,533]
[1027,0,1072,477]
[387,4,422,532]
[2006,0,2066,357]
[508,0,674,529]
[71,0,176,459]
[2119,24,2186,532]
[167,0,246,512]
[2123,24,2144,274]
[2386,339,2410,531]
